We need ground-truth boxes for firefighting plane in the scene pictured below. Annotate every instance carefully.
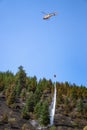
[42,12,57,20]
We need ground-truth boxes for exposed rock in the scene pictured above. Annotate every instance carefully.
[54,114,72,126]
[30,120,39,127]
[54,113,84,130]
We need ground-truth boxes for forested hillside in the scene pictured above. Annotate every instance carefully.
[0,66,87,130]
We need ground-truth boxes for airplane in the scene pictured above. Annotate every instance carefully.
[42,12,57,20]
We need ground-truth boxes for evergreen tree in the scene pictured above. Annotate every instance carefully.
[0,72,4,91]
[39,101,50,126]
[15,66,26,97]
[71,88,77,100]
[6,88,16,106]
[26,92,35,112]
[20,88,26,101]
[77,99,83,113]
[21,106,30,119]
[84,103,87,114]
[27,76,37,93]
[34,101,42,119]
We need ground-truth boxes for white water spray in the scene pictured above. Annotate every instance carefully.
[50,82,56,126]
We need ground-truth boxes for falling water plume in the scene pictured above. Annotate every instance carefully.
[50,82,56,126]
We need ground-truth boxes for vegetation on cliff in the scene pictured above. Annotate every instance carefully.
[0,66,87,129]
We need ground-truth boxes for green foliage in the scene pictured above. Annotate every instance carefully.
[15,82,21,97]
[0,72,5,91]
[21,106,30,119]
[71,88,77,100]
[27,76,37,92]
[39,100,50,126]
[20,88,26,100]
[65,96,69,106]
[34,100,50,126]
[77,99,83,112]
[6,85,16,106]
[26,92,35,112]
[0,66,87,128]
[4,71,14,89]
[49,126,56,130]
[0,71,14,92]
[34,87,42,104]
[84,103,87,113]
[34,101,42,118]
[15,66,27,97]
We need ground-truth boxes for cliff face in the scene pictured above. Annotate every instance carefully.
[0,68,87,130]
[53,82,87,130]
[54,113,85,130]
[0,92,87,130]
[54,100,87,130]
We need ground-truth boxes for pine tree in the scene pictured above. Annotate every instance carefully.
[15,66,26,97]
[21,106,30,119]
[6,89,16,106]
[77,99,83,113]
[39,101,50,126]
[34,101,42,119]
[26,92,35,112]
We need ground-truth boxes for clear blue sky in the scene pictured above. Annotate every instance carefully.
[0,0,87,86]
